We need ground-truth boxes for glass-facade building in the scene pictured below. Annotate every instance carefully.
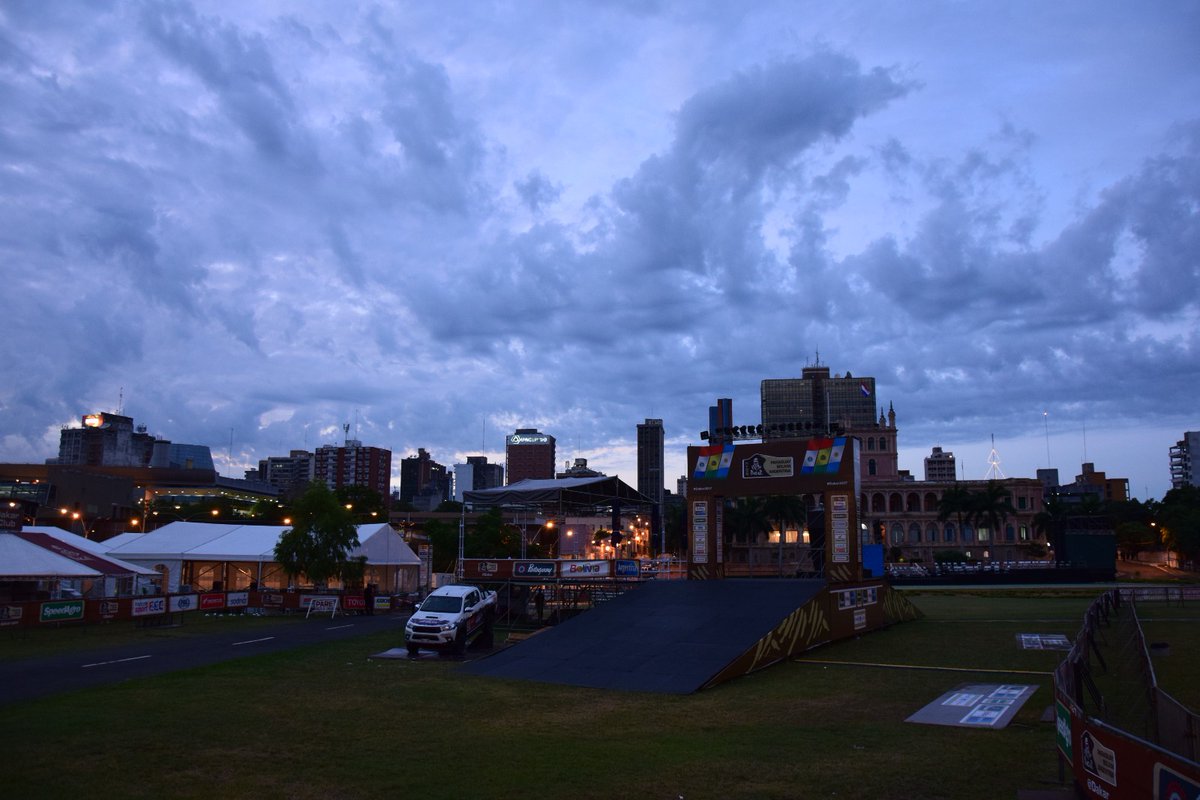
[761,367,877,437]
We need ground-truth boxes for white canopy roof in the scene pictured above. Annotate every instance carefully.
[20,527,159,576]
[105,521,420,565]
[0,532,102,578]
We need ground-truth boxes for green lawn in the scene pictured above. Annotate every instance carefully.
[0,591,1194,800]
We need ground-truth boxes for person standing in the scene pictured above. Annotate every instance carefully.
[363,582,374,616]
[534,586,545,624]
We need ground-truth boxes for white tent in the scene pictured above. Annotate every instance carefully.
[20,527,159,576]
[0,532,102,579]
[105,521,420,592]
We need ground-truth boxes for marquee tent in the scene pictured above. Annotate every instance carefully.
[17,528,159,577]
[104,521,421,593]
[0,532,102,579]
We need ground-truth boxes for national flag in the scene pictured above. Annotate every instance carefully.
[860,382,871,397]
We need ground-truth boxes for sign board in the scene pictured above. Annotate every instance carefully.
[169,594,198,613]
[906,684,1036,729]
[0,506,22,530]
[132,597,166,617]
[40,600,84,623]
[305,596,339,618]
[513,561,556,579]
[562,560,610,578]
[200,593,225,610]
[226,591,249,608]
[615,560,640,577]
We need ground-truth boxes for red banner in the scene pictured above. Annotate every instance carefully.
[200,593,225,610]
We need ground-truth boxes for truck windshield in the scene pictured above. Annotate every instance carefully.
[420,596,462,613]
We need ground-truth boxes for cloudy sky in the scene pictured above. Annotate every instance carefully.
[2,1,1197,501]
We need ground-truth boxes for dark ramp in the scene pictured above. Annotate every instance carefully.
[463,579,824,694]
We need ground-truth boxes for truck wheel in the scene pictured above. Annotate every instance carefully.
[477,616,494,650]
[406,644,419,658]
[452,625,467,658]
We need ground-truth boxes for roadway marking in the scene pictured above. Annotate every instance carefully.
[232,637,275,646]
[326,624,354,631]
[797,658,1052,676]
[82,655,152,669]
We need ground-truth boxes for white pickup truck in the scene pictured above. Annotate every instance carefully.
[405,584,497,657]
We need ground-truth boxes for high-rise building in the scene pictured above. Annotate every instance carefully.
[1170,432,1198,489]
[761,365,878,434]
[253,450,314,497]
[54,412,213,470]
[399,448,448,505]
[505,428,555,484]
[314,439,392,502]
[708,398,733,445]
[453,456,504,501]
[924,447,957,482]
[637,418,665,507]
[760,362,899,481]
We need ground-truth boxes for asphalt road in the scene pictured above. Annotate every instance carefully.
[0,612,412,708]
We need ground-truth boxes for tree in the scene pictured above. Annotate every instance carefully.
[725,497,770,546]
[964,481,1017,545]
[274,483,362,587]
[763,494,807,575]
[937,484,973,544]
[335,485,386,519]
[1159,486,1200,563]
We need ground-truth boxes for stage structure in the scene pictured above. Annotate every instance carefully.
[466,437,921,693]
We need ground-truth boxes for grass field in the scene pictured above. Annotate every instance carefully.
[0,590,1195,799]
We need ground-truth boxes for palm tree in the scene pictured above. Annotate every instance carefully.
[725,497,770,547]
[965,481,1017,548]
[763,494,808,576]
[937,484,973,545]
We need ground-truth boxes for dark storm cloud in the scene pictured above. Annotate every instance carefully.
[0,2,1194,498]
[141,3,313,164]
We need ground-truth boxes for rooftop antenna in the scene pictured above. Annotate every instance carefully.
[985,434,1006,480]
[117,387,124,415]
[343,423,350,445]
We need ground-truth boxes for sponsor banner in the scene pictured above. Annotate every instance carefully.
[40,600,84,623]
[1,605,25,623]
[836,587,878,610]
[508,432,550,445]
[373,596,391,611]
[1080,730,1117,789]
[853,608,867,630]
[1154,763,1200,800]
[562,560,611,578]
[300,594,338,609]
[262,593,284,607]
[513,561,556,579]
[170,594,199,613]
[1055,701,1073,765]
[99,600,121,619]
[741,453,794,479]
[226,591,249,608]
[615,559,640,577]
[132,597,167,617]
[200,593,225,610]
[0,507,22,530]
[343,595,366,611]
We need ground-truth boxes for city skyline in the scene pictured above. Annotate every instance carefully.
[1,3,1196,502]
